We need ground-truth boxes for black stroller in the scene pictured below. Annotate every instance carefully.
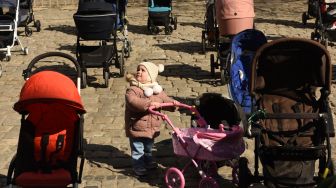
[18,0,41,36]
[201,0,218,53]
[238,38,335,188]
[147,0,177,35]
[302,0,336,47]
[73,0,126,88]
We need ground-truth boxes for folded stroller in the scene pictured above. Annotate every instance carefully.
[18,0,41,36]
[149,102,245,187]
[7,52,86,188]
[227,29,267,112]
[147,0,177,35]
[238,38,335,188]
[303,0,336,47]
[73,0,127,88]
[201,0,218,53]
[210,0,255,81]
[0,0,28,61]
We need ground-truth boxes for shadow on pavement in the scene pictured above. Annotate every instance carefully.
[154,41,203,54]
[45,24,76,36]
[179,22,203,28]
[161,64,227,86]
[0,174,7,187]
[254,17,314,29]
[128,24,149,35]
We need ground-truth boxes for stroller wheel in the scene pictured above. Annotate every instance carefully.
[220,69,228,85]
[302,12,308,25]
[199,177,219,188]
[25,26,32,37]
[23,47,29,55]
[103,70,109,88]
[118,49,125,77]
[210,54,215,77]
[81,71,87,88]
[5,55,10,62]
[202,31,206,54]
[165,26,173,35]
[34,20,41,32]
[238,157,252,188]
[173,17,177,30]
[165,167,185,188]
[0,64,2,77]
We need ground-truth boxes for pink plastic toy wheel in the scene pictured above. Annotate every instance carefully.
[199,177,219,188]
[165,167,185,188]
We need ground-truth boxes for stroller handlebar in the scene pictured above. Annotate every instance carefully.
[148,102,208,129]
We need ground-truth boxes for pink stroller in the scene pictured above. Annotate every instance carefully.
[149,103,245,188]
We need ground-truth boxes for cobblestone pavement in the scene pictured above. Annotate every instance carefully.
[0,0,336,187]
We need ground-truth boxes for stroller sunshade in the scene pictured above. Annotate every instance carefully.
[14,71,85,114]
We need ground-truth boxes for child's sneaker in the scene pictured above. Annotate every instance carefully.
[145,161,158,170]
[133,167,147,176]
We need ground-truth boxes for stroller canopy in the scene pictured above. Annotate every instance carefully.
[250,38,331,95]
[14,71,85,114]
[77,0,116,14]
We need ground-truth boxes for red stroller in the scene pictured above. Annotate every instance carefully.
[6,52,86,188]
[149,103,245,188]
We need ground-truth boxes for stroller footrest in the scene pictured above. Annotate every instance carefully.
[260,146,326,161]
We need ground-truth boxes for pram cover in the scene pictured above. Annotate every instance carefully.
[228,29,267,113]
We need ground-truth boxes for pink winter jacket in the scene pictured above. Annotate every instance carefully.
[125,86,175,138]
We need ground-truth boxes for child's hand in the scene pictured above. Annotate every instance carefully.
[150,102,161,109]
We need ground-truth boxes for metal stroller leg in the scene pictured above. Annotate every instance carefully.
[15,37,28,55]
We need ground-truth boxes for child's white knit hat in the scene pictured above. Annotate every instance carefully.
[139,62,164,83]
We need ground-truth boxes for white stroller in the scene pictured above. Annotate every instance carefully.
[0,0,28,61]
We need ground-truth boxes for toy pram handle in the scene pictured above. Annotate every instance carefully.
[148,102,208,134]
[23,52,82,94]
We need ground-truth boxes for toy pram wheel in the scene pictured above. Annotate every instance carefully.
[302,12,308,25]
[210,54,215,77]
[104,70,109,88]
[220,69,228,85]
[173,17,177,30]
[165,167,185,188]
[25,26,32,37]
[23,47,28,55]
[147,18,151,31]
[202,31,206,54]
[0,64,2,77]
[81,71,87,88]
[199,177,219,188]
[34,20,41,32]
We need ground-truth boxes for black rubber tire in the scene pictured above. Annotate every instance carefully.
[35,20,41,32]
[210,54,215,77]
[220,69,227,85]
[173,17,177,30]
[302,12,308,25]
[25,26,32,37]
[81,71,87,88]
[238,157,251,188]
[104,70,109,88]
[119,50,125,77]
[202,31,206,54]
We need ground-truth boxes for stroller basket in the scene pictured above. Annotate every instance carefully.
[78,45,113,68]
[172,127,244,161]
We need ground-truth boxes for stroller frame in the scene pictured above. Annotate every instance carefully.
[19,0,41,37]
[238,38,335,188]
[201,0,219,53]
[303,0,336,47]
[74,0,127,88]
[0,0,28,61]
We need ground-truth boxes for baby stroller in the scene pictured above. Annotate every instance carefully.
[115,0,131,58]
[210,0,254,81]
[0,0,28,61]
[149,102,245,187]
[73,0,126,88]
[238,38,335,188]
[18,0,41,37]
[201,0,218,53]
[6,52,86,188]
[227,29,267,111]
[147,0,177,35]
[303,0,336,47]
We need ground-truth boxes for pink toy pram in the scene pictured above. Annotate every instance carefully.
[149,103,245,188]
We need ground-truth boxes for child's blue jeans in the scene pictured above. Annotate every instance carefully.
[129,137,154,170]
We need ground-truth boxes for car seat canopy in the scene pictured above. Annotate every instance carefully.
[14,71,85,114]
